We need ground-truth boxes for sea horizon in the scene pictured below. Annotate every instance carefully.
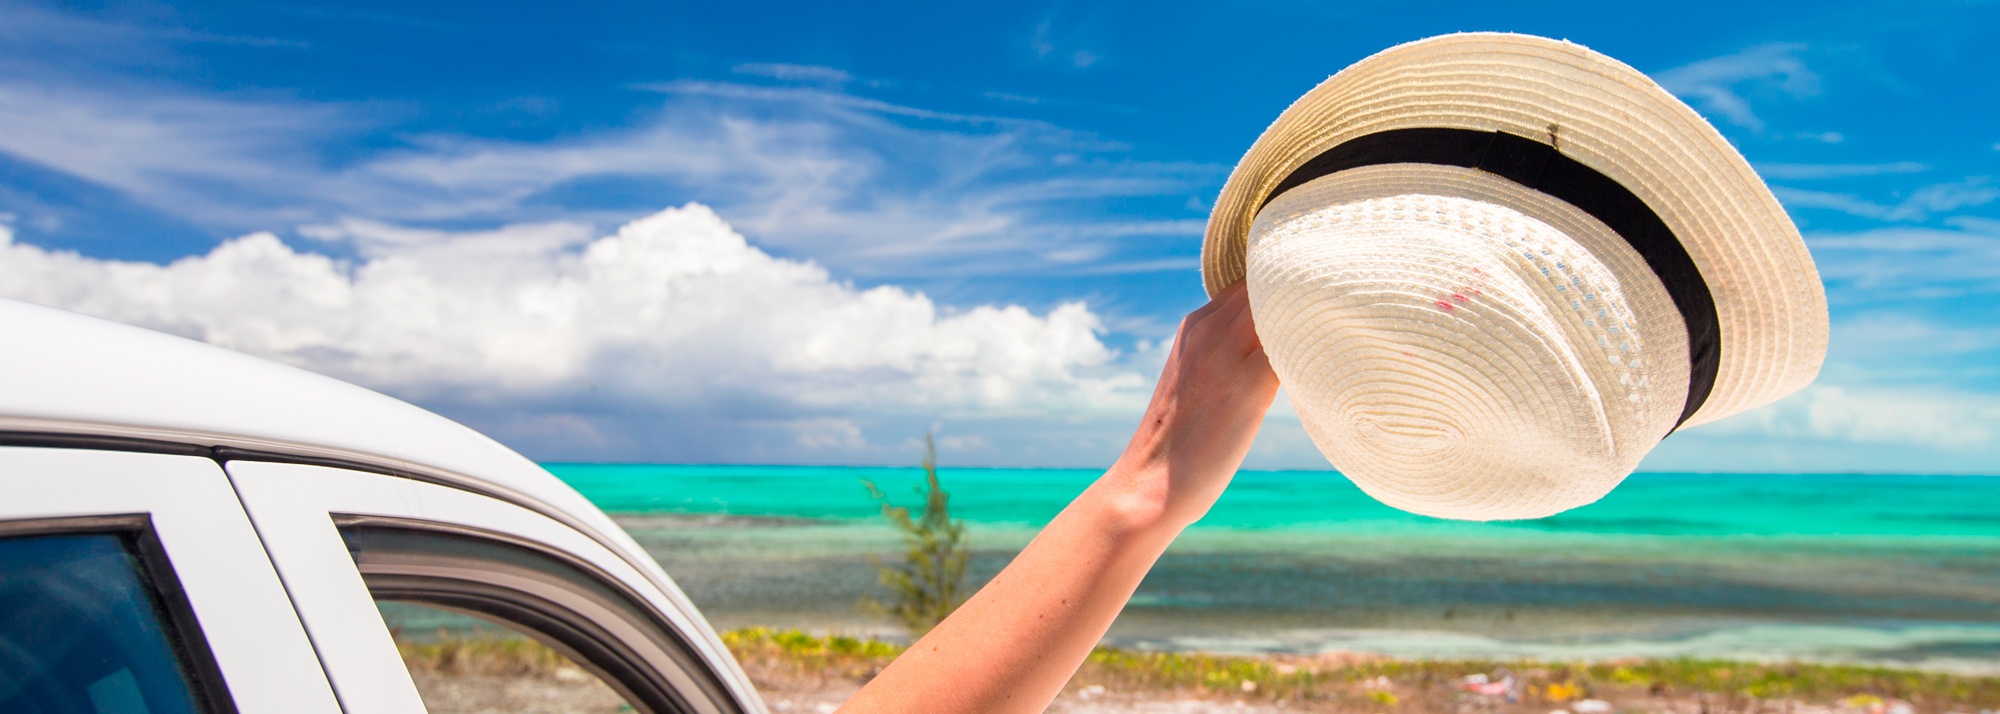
[543,462,2000,478]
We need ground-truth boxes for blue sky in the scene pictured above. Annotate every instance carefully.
[1,0,1996,472]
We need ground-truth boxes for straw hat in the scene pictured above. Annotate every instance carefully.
[1203,33,1827,520]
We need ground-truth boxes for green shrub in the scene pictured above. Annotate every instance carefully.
[860,432,970,637]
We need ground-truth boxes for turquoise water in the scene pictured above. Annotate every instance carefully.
[549,465,2000,669]
[550,465,2000,538]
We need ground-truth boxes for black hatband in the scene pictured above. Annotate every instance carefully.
[1257,127,1719,430]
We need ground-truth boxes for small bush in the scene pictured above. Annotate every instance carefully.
[860,432,970,637]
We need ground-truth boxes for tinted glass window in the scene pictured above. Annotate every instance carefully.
[0,533,206,714]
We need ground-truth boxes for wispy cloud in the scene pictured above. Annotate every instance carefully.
[1656,43,1818,131]
[1755,161,1928,180]
[0,82,370,229]
[983,91,1044,105]
[0,71,1216,282]
[732,63,852,84]
[1807,223,2000,298]
[1774,179,1999,222]
[1027,17,1101,70]
[1031,21,1055,59]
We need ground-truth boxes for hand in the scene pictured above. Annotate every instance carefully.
[1110,280,1280,529]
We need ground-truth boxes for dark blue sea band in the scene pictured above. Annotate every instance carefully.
[1255,127,1719,431]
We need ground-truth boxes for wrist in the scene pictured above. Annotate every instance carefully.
[1090,456,1195,539]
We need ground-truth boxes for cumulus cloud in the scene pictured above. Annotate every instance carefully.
[0,12,1210,464]
[0,205,1150,457]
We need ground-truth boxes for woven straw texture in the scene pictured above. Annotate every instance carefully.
[1203,33,1827,430]
[1250,166,1688,519]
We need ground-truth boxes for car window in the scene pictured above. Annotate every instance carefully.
[0,531,215,714]
[377,601,634,713]
[338,523,742,714]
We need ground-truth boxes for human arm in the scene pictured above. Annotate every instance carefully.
[837,281,1280,713]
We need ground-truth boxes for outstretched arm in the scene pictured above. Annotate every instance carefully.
[839,281,1280,714]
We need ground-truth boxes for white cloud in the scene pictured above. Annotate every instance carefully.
[1656,44,1818,132]
[0,17,1213,465]
[0,205,1148,434]
[732,63,851,84]
[792,418,868,450]
[1031,21,1055,59]
[984,91,1042,105]
[1773,180,1999,222]
[1807,224,2000,298]
[0,73,1211,283]
[1949,216,2000,234]
[1691,386,2000,451]
[1755,161,1928,180]
[0,82,359,228]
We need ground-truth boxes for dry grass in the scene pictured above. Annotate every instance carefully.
[394,632,636,713]
[396,630,580,677]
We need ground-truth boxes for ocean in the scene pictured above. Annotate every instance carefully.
[547,465,2000,671]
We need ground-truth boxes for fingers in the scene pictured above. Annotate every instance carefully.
[1185,282,1250,338]
[1167,280,1267,381]
[1185,280,1250,328]
[1202,282,1264,361]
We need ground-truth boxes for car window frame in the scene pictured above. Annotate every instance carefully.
[0,446,342,714]
[225,460,760,714]
[0,513,234,713]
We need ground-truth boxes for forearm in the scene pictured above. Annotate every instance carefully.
[839,459,1193,714]
[838,282,1276,713]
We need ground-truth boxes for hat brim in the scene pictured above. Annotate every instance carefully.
[1202,33,1827,426]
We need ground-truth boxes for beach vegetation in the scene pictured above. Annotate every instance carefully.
[1540,680,1583,701]
[717,628,2000,711]
[860,432,971,637]
[721,627,902,680]
[393,629,584,677]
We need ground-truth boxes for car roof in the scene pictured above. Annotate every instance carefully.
[0,297,650,584]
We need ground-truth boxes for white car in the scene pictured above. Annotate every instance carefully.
[0,297,767,713]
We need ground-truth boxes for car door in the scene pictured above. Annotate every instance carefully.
[0,445,342,713]
[224,459,761,714]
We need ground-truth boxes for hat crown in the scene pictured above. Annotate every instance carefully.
[1248,169,1687,520]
